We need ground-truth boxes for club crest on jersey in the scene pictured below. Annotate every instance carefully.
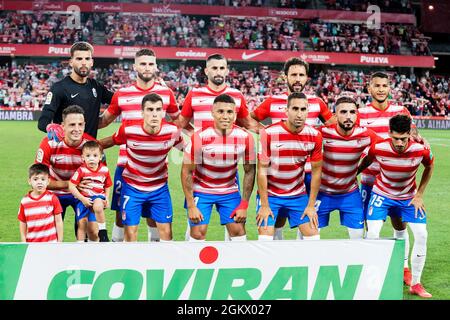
[92,88,97,98]
[164,141,168,149]
[46,206,52,213]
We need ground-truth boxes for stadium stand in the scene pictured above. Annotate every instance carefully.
[0,11,430,54]
[1,62,448,116]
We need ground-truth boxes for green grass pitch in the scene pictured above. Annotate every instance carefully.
[0,121,449,299]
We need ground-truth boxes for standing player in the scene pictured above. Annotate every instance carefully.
[316,97,379,239]
[98,49,181,242]
[18,164,64,243]
[38,42,113,139]
[99,93,183,242]
[251,57,335,240]
[256,92,322,240]
[69,141,112,242]
[181,94,255,241]
[175,53,260,240]
[358,71,426,285]
[175,53,260,132]
[35,105,96,239]
[358,115,434,298]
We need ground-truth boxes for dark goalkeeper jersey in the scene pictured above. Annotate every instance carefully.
[38,76,113,138]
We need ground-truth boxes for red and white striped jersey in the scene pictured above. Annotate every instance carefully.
[17,191,62,242]
[35,134,95,195]
[70,163,112,197]
[252,92,333,126]
[106,83,180,167]
[253,92,332,173]
[180,85,249,130]
[259,122,323,197]
[112,120,183,192]
[368,139,434,200]
[184,125,255,195]
[319,124,379,194]
[358,102,412,185]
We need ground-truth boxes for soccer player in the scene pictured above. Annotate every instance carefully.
[256,92,322,241]
[175,53,260,132]
[98,48,181,243]
[316,96,379,239]
[99,93,183,242]
[38,41,113,139]
[181,94,255,241]
[175,53,260,240]
[18,164,63,243]
[251,57,335,240]
[358,115,434,298]
[35,105,96,239]
[358,71,426,285]
[69,141,112,242]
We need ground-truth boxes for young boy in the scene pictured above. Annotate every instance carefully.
[18,163,64,242]
[69,141,112,242]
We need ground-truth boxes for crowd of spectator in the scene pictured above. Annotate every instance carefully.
[209,17,303,50]
[324,0,413,13]
[1,61,448,117]
[0,12,93,45]
[309,21,431,56]
[0,11,430,55]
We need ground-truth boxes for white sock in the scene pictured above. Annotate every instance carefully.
[189,236,205,242]
[409,223,428,285]
[224,228,231,241]
[88,239,98,242]
[366,220,384,239]
[185,222,191,241]
[76,240,84,243]
[112,224,124,242]
[394,228,410,268]
[303,234,320,241]
[230,235,247,241]
[258,235,273,241]
[98,223,106,230]
[273,227,284,240]
[160,239,173,242]
[348,228,364,239]
[147,226,160,242]
[296,229,304,240]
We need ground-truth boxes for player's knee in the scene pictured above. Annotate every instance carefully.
[190,227,206,240]
[299,223,319,237]
[92,200,104,214]
[227,224,246,237]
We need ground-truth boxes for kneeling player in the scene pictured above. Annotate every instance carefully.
[256,92,322,240]
[181,94,255,241]
[100,93,183,242]
[358,115,434,298]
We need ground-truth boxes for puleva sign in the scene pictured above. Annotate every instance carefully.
[0,240,404,300]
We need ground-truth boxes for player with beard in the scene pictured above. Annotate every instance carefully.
[98,49,181,242]
[251,57,335,240]
[315,97,379,239]
[358,115,434,298]
[176,54,260,241]
[358,72,427,286]
[38,42,113,139]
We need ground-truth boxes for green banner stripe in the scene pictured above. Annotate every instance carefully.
[0,244,28,300]
[379,239,404,300]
